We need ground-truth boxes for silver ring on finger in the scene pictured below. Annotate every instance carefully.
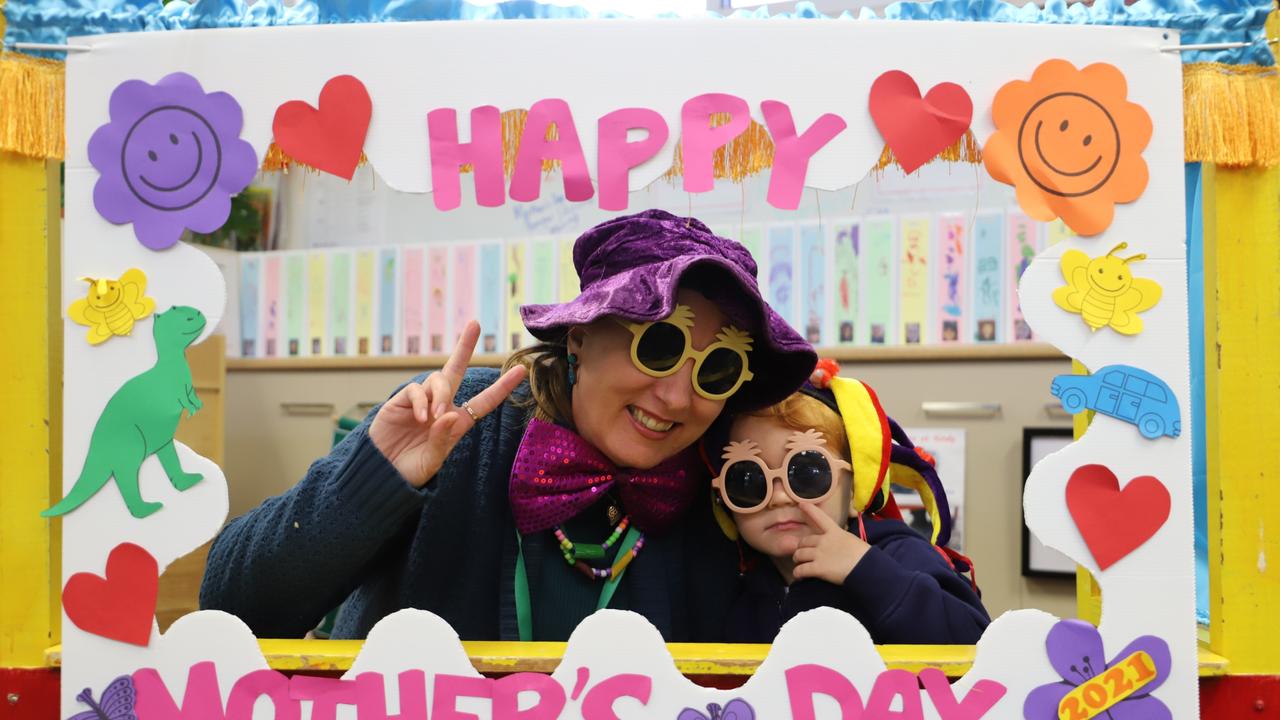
[460,401,479,422]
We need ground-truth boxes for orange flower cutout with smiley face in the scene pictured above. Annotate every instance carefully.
[984,60,1152,237]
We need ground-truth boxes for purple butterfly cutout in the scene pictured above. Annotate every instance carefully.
[68,675,136,720]
[678,698,755,720]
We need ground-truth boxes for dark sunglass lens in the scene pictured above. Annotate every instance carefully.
[635,322,686,372]
[724,461,768,509]
[697,347,745,396]
[787,451,834,500]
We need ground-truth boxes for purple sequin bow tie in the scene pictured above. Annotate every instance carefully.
[509,417,702,535]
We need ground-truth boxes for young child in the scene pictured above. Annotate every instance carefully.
[706,361,990,644]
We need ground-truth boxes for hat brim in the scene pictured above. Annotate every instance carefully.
[520,255,815,412]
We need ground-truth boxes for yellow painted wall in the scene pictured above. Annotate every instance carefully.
[1202,165,1280,674]
[0,152,60,666]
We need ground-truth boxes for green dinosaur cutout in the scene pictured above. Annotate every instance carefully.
[44,306,208,519]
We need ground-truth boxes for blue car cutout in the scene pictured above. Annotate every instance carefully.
[1050,365,1181,440]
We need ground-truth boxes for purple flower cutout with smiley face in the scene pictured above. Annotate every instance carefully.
[1024,620,1172,720]
[88,72,258,250]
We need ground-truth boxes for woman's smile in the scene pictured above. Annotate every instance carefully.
[627,404,677,437]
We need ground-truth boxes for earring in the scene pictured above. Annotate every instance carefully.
[567,352,579,387]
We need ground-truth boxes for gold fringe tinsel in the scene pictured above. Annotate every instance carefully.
[8,58,1280,172]
[0,51,65,160]
[875,129,982,171]
[1183,62,1280,168]
[662,114,776,183]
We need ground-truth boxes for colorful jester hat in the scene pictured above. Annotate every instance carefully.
[802,359,954,547]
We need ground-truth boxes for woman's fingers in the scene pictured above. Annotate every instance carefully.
[406,382,431,423]
[439,321,481,391]
[426,371,454,420]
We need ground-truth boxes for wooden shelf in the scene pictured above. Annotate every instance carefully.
[226,343,1064,371]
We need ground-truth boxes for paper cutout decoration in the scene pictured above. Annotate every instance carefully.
[42,307,207,519]
[62,543,158,646]
[69,675,137,720]
[1051,365,1180,440]
[1024,620,1170,720]
[1066,464,1171,571]
[1053,242,1162,334]
[273,75,372,181]
[984,59,1152,236]
[67,268,156,345]
[88,72,258,250]
[868,70,973,174]
[679,698,755,720]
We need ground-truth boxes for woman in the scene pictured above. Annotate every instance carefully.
[200,210,815,641]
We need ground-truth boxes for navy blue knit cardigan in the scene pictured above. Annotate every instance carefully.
[199,368,739,640]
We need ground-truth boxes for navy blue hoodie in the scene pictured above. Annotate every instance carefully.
[725,515,990,644]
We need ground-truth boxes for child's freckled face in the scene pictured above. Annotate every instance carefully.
[727,414,851,559]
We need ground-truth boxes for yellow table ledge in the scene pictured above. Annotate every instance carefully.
[45,642,1230,677]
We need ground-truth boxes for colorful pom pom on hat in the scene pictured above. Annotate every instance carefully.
[800,361,954,547]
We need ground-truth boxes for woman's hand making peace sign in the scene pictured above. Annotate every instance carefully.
[369,320,528,488]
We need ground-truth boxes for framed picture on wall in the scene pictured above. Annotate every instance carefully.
[1022,427,1077,577]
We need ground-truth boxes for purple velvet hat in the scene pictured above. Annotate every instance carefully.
[520,209,816,411]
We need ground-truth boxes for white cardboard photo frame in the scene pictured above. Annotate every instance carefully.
[60,18,1193,720]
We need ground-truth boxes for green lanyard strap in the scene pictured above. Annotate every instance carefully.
[514,525,643,642]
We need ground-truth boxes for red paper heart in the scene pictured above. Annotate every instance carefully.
[272,75,372,180]
[1066,464,1170,571]
[868,70,973,174]
[62,542,158,646]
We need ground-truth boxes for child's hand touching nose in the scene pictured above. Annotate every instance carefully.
[792,502,871,584]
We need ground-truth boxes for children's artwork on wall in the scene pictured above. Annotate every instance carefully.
[861,218,895,345]
[354,249,375,355]
[767,225,797,329]
[62,18,1194,720]
[401,247,424,354]
[868,70,973,174]
[67,675,138,720]
[830,220,859,345]
[983,60,1152,237]
[1053,243,1162,334]
[284,253,305,356]
[88,73,258,250]
[899,216,930,344]
[972,214,1004,343]
[937,214,966,343]
[271,74,372,181]
[1050,365,1181,440]
[237,258,259,356]
[263,254,281,357]
[68,268,156,345]
[799,224,825,345]
[1008,212,1039,341]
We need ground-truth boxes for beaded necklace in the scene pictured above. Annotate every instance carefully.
[553,514,647,580]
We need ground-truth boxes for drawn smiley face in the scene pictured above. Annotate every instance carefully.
[1016,92,1120,199]
[121,106,223,212]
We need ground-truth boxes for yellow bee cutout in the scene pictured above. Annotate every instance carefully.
[1052,242,1162,335]
[68,268,156,345]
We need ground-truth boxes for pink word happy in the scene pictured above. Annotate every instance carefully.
[427,94,847,212]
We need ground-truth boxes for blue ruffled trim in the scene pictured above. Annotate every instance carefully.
[5,0,1273,65]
